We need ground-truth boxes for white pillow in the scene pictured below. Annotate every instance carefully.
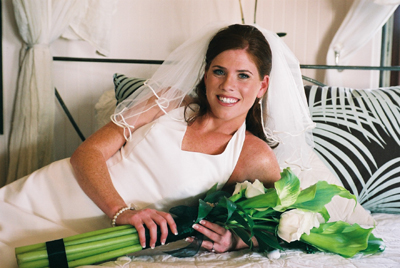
[94,89,116,130]
[292,150,375,226]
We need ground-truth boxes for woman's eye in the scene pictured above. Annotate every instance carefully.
[213,69,224,76]
[238,73,250,79]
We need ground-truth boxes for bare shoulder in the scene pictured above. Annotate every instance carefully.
[227,131,281,190]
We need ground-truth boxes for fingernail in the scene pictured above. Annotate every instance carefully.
[185,237,192,242]
[174,231,178,235]
[142,244,146,248]
[192,224,198,230]
[151,245,155,249]
[200,220,205,225]
[161,240,166,245]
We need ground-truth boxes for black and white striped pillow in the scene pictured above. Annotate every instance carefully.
[113,73,146,105]
[305,85,400,214]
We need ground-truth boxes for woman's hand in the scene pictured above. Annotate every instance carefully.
[189,220,237,253]
[116,208,178,249]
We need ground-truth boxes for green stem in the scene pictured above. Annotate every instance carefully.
[15,225,133,255]
[18,239,141,268]
[17,233,139,264]
[68,244,143,268]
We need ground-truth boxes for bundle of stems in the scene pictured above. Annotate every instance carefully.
[15,225,143,268]
[15,212,197,268]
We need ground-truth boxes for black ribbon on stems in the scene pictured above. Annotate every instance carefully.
[44,205,202,268]
[46,239,69,268]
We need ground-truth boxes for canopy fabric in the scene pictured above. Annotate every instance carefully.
[325,0,400,86]
[61,0,116,56]
[7,0,115,184]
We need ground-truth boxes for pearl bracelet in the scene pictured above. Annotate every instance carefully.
[111,205,135,227]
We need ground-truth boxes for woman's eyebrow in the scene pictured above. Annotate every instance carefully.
[211,65,226,69]
[237,69,253,75]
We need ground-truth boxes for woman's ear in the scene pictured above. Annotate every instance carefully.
[257,75,270,98]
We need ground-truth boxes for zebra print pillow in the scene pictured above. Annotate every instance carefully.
[113,73,145,105]
[305,85,400,214]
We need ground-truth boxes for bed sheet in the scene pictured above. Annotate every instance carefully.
[80,213,400,268]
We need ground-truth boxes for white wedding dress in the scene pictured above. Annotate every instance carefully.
[0,107,246,268]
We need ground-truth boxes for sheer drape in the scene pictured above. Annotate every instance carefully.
[6,0,83,184]
[7,0,115,185]
[325,0,400,86]
[62,0,115,56]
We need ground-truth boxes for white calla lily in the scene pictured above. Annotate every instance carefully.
[244,179,265,198]
[232,179,265,198]
[277,209,325,243]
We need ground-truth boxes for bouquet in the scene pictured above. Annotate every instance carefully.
[15,168,384,267]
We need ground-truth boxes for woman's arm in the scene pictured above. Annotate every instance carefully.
[70,102,177,249]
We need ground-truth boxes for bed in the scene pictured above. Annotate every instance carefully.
[63,69,399,268]
[2,57,399,268]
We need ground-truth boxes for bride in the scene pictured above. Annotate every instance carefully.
[0,22,314,267]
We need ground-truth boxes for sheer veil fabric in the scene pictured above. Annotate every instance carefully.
[111,22,315,172]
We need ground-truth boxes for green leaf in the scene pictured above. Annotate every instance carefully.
[205,183,218,197]
[229,189,244,203]
[253,224,278,233]
[300,221,376,258]
[318,206,330,222]
[220,197,237,222]
[252,208,281,220]
[204,190,230,204]
[195,200,214,223]
[293,181,357,213]
[274,168,301,211]
[360,233,385,255]
[231,227,253,249]
[236,204,255,230]
[254,229,283,251]
[236,189,278,210]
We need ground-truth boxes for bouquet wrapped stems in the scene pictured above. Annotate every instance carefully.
[15,225,143,268]
[15,211,198,268]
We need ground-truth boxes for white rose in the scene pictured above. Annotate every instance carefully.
[277,209,324,243]
[232,179,265,198]
[232,181,250,196]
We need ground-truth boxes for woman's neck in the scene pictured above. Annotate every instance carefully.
[194,112,246,136]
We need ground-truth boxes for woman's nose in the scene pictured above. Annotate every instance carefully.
[221,75,235,91]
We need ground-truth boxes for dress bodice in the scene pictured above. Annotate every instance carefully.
[107,107,246,212]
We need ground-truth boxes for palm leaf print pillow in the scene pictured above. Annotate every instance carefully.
[305,85,400,213]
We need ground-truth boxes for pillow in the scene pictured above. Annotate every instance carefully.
[304,85,400,214]
[94,74,146,129]
[94,89,116,130]
[296,150,375,225]
[113,73,146,105]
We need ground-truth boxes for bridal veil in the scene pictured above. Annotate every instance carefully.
[111,21,315,172]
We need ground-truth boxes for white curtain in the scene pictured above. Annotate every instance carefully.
[62,0,116,56]
[6,0,84,184]
[325,0,400,86]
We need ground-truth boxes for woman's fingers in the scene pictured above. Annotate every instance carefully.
[155,211,177,245]
[186,236,216,252]
[192,220,234,253]
[193,220,226,241]
[128,209,177,249]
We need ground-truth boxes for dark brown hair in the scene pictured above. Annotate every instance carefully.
[186,24,276,148]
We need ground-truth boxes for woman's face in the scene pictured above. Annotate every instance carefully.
[204,49,269,124]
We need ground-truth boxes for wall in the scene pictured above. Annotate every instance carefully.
[1,0,381,187]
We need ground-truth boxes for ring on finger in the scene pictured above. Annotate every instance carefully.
[211,242,215,253]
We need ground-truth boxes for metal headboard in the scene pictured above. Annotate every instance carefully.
[53,56,400,141]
